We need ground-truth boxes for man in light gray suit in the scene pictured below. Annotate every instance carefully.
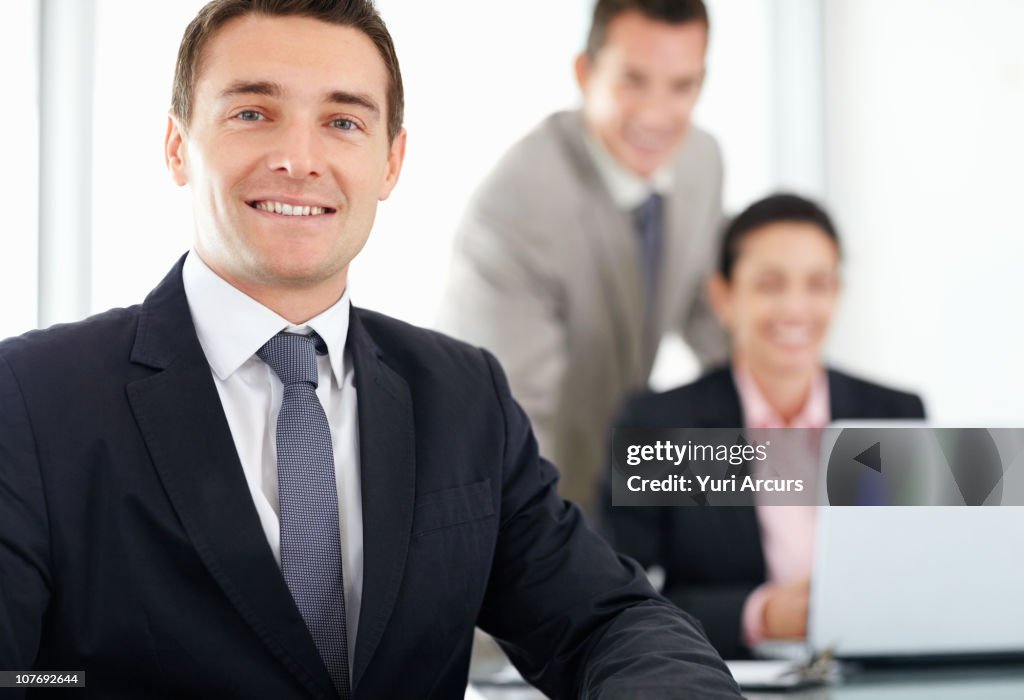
[438,0,727,513]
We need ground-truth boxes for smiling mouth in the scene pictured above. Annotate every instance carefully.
[768,324,817,347]
[247,200,336,217]
[623,128,675,154]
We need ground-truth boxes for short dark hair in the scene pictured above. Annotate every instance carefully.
[171,0,404,142]
[719,193,841,280]
[585,0,709,58]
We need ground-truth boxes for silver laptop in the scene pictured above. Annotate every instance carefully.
[806,422,1024,659]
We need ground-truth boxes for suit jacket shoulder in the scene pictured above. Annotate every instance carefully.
[1,305,140,365]
[827,367,926,419]
[465,111,724,251]
[617,366,741,428]
[0,305,147,416]
[355,306,491,380]
[617,365,926,428]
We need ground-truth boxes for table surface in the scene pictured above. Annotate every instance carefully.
[471,658,1024,699]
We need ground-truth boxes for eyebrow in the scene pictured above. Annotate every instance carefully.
[217,80,381,118]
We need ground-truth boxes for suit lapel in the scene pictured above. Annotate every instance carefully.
[556,113,647,381]
[657,175,699,338]
[346,310,416,692]
[126,258,336,699]
[695,369,764,567]
[827,370,861,420]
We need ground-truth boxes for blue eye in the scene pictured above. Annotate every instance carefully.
[237,110,263,121]
[332,118,358,131]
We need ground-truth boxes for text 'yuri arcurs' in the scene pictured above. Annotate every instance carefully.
[626,474,804,493]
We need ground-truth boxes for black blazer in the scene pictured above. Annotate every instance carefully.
[0,258,741,699]
[598,366,925,660]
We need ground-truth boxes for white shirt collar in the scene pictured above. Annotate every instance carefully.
[582,128,674,210]
[182,250,351,387]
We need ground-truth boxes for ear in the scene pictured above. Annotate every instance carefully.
[378,127,407,201]
[165,114,189,187]
[707,273,733,328]
[574,52,591,92]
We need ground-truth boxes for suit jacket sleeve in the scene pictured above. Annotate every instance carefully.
[598,489,759,660]
[0,352,52,682]
[597,386,760,660]
[474,350,741,699]
[436,205,568,468]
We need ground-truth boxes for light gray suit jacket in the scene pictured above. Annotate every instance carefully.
[438,110,727,512]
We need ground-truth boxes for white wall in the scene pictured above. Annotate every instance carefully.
[0,0,39,340]
[823,0,1024,423]
[91,0,207,313]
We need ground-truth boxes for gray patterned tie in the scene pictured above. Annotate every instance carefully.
[635,191,665,318]
[257,332,350,699]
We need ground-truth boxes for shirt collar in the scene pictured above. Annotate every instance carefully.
[582,128,674,210]
[732,363,830,429]
[182,250,350,386]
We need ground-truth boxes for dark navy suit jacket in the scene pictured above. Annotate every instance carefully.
[599,367,925,660]
[0,257,740,699]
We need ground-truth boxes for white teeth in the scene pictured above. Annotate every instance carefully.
[253,200,328,216]
[625,128,670,152]
[771,326,813,344]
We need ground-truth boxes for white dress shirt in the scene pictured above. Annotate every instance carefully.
[182,250,362,664]
[582,129,675,210]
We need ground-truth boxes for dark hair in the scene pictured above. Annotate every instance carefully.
[719,193,841,280]
[171,0,403,142]
[585,0,709,58]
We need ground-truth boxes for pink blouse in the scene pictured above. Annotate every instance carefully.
[732,364,829,646]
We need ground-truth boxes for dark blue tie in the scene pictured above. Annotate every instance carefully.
[257,332,350,699]
[635,192,664,317]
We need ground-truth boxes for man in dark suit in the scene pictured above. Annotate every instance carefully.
[0,1,740,698]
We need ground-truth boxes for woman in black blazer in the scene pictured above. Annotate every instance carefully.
[599,194,925,659]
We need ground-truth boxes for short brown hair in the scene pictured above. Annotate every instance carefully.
[719,193,841,280]
[171,0,404,141]
[585,0,709,58]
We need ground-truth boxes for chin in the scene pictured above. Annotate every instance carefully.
[619,149,669,178]
[243,253,331,287]
[618,134,687,173]
[767,354,822,377]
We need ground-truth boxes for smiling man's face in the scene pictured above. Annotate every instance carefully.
[576,11,707,178]
[166,13,405,303]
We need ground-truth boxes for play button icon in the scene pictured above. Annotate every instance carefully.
[853,442,882,473]
[826,429,929,505]
[826,428,1006,505]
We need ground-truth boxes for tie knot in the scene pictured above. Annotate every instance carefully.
[257,332,325,387]
[635,191,663,227]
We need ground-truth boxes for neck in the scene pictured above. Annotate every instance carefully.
[743,360,820,423]
[243,285,346,325]
[199,253,347,324]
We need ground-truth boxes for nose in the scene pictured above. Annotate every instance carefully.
[778,288,816,318]
[632,90,677,133]
[267,119,324,179]
[633,81,696,133]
